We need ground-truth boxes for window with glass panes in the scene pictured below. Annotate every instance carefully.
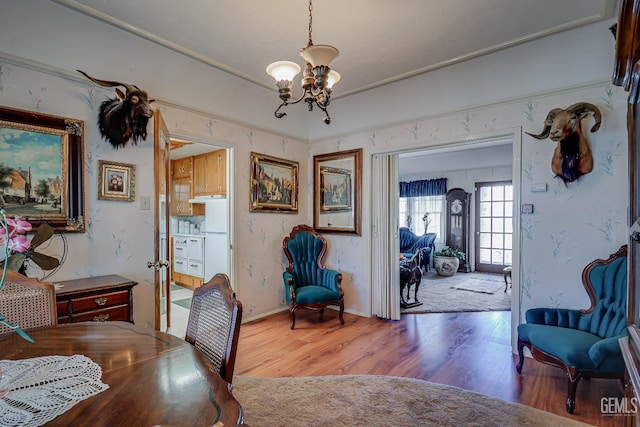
[476,182,512,271]
[398,196,444,238]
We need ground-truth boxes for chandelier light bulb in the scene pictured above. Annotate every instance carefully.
[266,61,301,82]
[266,0,338,124]
[327,70,341,89]
[300,44,339,68]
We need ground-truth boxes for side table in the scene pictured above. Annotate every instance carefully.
[55,275,138,324]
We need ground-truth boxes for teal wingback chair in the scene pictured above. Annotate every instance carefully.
[282,224,345,330]
[516,245,628,414]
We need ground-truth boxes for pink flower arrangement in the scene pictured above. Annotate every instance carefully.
[0,210,34,343]
[0,217,32,255]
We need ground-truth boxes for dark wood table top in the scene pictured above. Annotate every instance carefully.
[54,274,137,296]
[0,321,244,426]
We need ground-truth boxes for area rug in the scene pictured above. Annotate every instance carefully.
[233,375,590,427]
[401,271,511,314]
[173,297,192,309]
[450,279,504,294]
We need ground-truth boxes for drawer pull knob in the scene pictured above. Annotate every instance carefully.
[93,314,109,322]
[95,297,108,306]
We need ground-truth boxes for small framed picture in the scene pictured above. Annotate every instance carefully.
[98,160,136,202]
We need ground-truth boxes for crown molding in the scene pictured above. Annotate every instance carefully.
[0,51,308,145]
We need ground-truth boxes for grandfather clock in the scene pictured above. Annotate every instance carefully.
[445,188,471,272]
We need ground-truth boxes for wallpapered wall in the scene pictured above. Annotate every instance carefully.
[0,61,157,325]
[311,82,629,321]
[156,104,310,320]
[0,57,630,329]
[0,59,312,326]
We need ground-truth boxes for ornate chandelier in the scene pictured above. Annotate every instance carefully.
[266,0,340,124]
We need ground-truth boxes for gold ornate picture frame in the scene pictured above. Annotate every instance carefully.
[250,152,299,213]
[313,148,362,235]
[0,106,85,232]
[98,160,136,202]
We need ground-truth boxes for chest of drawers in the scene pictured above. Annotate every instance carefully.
[55,275,138,324]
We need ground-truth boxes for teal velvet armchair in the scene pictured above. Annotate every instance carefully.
[516,245,627,414]
[282,224,345,330]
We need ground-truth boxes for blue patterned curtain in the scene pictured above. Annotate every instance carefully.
[399,178,447,197]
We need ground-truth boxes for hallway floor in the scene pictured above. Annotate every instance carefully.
[168,283,192,339]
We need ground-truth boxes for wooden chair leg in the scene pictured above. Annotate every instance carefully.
[338,303,345,325]
[566,378,580,413]
[289,305,296,330]
[516,337,526,374]
[566,369,581,414]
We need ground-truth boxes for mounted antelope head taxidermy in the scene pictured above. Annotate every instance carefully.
[526,102,601,184]
[78,70,154,149]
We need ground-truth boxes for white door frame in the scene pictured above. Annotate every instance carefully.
[370,127,522,352]
[168,132,235,287]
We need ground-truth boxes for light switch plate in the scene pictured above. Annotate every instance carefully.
[140,196,150,210]
[521,204,534,214]
[529,183,547,192]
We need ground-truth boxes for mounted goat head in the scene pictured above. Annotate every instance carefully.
[526,102,601,184]
[78,70,154,149]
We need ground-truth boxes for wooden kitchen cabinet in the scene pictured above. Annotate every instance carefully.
[193,149,227,196]
[55,275,138,324]
[172,235,205,290]
[173,156,192,180]
[170,159,204,216]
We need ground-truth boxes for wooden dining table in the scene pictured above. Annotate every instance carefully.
[0,321,244,426]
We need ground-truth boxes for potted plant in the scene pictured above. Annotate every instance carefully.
[433,246,465,276]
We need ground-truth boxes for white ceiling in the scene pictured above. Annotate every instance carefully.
[52,0,616,100]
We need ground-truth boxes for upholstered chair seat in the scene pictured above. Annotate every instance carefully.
[516,245,627,414]
[282,224,344,329]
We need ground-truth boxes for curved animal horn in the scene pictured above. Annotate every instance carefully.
[567,102,602,133]
[525,108,562,140]
[77,70,136,93]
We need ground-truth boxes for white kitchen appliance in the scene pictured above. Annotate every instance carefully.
[201,198,229,279]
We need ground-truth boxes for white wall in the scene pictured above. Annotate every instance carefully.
[309,17,628,325]
[0,0,307,140]
[0,63,158,325]
[0,2,629,328]
[309,18,618,140]
[313,85,627,322]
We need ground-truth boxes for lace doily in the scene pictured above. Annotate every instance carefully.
[0,354,109,427]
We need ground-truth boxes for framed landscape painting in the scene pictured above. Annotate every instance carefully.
[250,152,298,213]
[320,167,352,212]
[313,148,362,235]
[0,106,85,232]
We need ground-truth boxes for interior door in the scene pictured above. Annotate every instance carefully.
[151,111,171,331]
[474,181,513,273]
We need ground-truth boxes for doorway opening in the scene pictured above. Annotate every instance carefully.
[167,138,231,338]
[374,128,522,349]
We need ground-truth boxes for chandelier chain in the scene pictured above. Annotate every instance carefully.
[308,0,313,46]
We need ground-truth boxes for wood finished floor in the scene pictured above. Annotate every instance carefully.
[235,310,624,427]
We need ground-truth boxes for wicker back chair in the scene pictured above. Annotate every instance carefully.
[0,269,57,336]
[185,273,242,384]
